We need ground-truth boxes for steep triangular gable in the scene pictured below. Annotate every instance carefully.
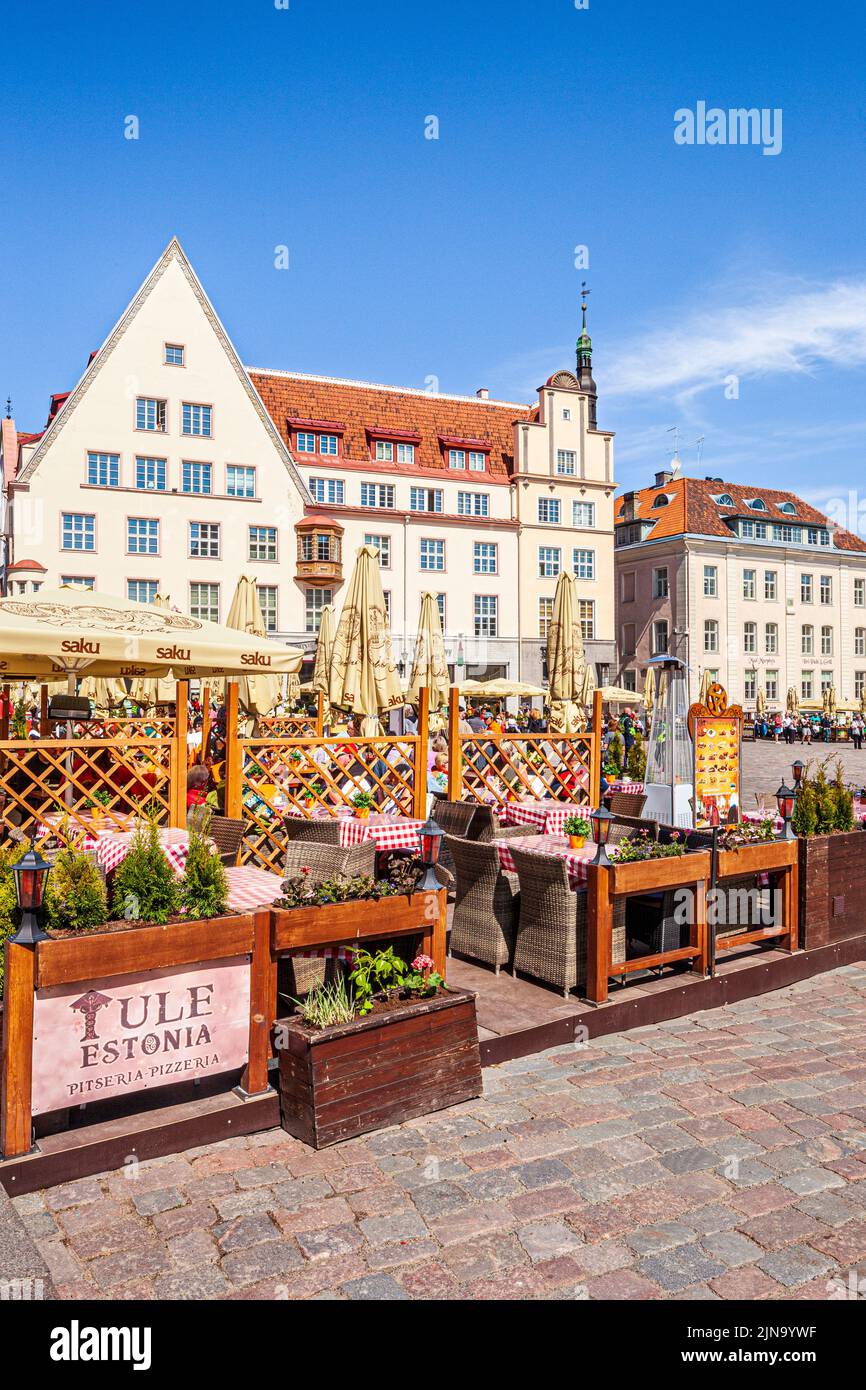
[17,237,307,496]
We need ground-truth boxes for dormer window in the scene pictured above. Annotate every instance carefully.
[296,431,339,456]
[714,493,735,507]
[778,500,797,515]
[376,440,415,464]
[652,493,671,508]
[746,498,767,511]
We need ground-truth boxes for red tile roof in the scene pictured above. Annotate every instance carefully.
[615,476,866,553]
[7,558,46,572]
[249,370,531,482]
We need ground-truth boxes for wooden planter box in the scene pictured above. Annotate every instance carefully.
[798,829,866,949]
[608,848,711,896]
[277,987,482,1148]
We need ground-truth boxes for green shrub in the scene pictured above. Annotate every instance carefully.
[179,817,228,920]
[603,731,624,777]
[111,820,179,924]
[44,847,108,933]
[626,733,646,781]
[791,759,854,837]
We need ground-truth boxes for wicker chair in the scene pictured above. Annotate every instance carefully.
[430,800,476,884]
[445,834,519,974]
[607,815,659,847]
[284,816,342,845]
[207,815,245,866]
[609,791,647,818]
[467,804,542,843]
[509,845,627,997]
[280,841,376,995]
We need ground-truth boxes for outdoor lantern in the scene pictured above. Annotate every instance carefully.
[417,816,445,891]
[775,783,796,841]
[590,805,614,866]
[10,839,52,944]
[791,759,805,791]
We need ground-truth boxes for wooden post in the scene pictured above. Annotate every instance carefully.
[413,686,430,819]
[418,886,448,980]
[171,681,189,828]
[239,909,273,1097]
[693,873,709,977]
[590,688,603,808]
[783,849,799,952]
[224,682,242,819]
[446,685,462,801]
[39,685,49,737]
[316,690,324,737]
[0,941,36,1159]
[199,682,210,764]
[585,862,611,1004]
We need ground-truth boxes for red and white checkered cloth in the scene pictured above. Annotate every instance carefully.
[95,827,194,875]
[224,865,284,912]
[339,815,425,850]
[494,833,606,889]
[607,781,644,796]
[501,800,583,835]
[282,805,354,821]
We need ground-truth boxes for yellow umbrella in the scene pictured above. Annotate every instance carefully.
[861,688,866,717]
[828,686,837,716]
[79,676,127,709]
[328,546,402,735]
[225,576,282,718]
[643,665,656,718]
[599,685,641,704]
[786,686,799,716]
[546,572,584,734]
[407,593,450,712]
[756,688,766,715]
[311,603,336,727]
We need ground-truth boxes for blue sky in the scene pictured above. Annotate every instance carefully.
[3,0,865,524]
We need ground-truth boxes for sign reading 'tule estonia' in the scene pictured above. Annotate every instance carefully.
[31,956,250,1116]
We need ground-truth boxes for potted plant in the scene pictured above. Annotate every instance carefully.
[276,944,480,1148]
[352,789,375,820]
[87,788,112,822]
[563,814,591,849]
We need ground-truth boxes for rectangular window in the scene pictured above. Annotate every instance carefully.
[743,568,756,600]
[296,432,316,453]
[248,525,277,562]
[182,403,212,437]
[420,538,445,572]
[653,567,669,599]
[374,440,393,462]
[182,461,212,495]
[538,546,561,578]
[765,669,779,702]
[190,583,219,624]
[363,534,391,567]
[457,491,490,517]
[573,548,595,580]
[764,570,777,601]
[801,671,813,700]
[257,585,277,633]
[136,397,166,432]
[743,622,756,654]
[189,522,220,559]
[127,517,159,555]
[856,672,866,699]
[855,578,866,607]
[410,487,442,513]
[801,626,813,655]
[653,619,669,654]
[305,587,333,633]
[319,435,339,456]
[704,619,719,653]
[164,343,184,366]
[360,482,395,508]
[309,476,344,505]
[821,670,833,693]
[703,565,717,597]
[396,443,414,464]
[578,600,594,640]
[474,595,497,638]
[226,465,256,498]
[556,449,576,475]
[537,497,561,525]
[468,451,486,472]
[821,625,833,656]
[127,579,158,604]
[820,575,832,605]
[474,542,497,575]
[855,628,866,658]
[381,590,392,624]
[622,623,636,655]
[801,573,813,604]
[621,571,635,603]
[573,501,596,528]
[86,451,119,487]
[448,449,465,469]
[61,513,95,552]
[61,575,95,589]
[765,622,778,654]
[135,456,166,491]
[435,593,445,626]
[744,670,756,702]
[538,596,554,638]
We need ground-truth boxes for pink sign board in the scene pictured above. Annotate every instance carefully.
[31,955,250,1116]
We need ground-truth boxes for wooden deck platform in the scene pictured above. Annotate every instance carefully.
[448,932,866,1067]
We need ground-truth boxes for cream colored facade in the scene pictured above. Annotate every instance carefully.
[513,374,616,685]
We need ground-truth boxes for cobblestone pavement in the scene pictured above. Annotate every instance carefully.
[742,738,866,800]
[15,962,866,1302]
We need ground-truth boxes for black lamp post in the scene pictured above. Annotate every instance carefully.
[775,783,796,841]
[590,805,614,866]
[417,817,444,891]
[10,840,52,944]
[791,760,805,793]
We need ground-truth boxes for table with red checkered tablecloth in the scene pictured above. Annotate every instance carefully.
[493,832,612,888]
[224,865,284,912]
[500,800,584,835]
[95,827,197,875]
[606,781,644,797]
[339,814,425,850]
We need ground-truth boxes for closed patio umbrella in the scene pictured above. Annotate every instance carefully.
[828,686,837,716]
[698,669,712,706]
[547,572,584,734]
[643,665,656,720]
[311,602,336,728]
[786,686,799,716]
[407,592,450,731]
[756,688,766,715]
[79,676,128,710]
[225,576,282,721]
[328,546,402,735]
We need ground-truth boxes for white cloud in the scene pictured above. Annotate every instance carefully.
[601,277,866,401]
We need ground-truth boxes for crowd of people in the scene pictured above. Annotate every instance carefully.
[752,710,865,748]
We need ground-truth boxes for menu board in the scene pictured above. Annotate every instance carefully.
[693,714,741,827]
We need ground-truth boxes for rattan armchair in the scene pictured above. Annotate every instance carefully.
[207,815,246,866]
[467,804,542,843]
[445,834,519,974]
[609,791,647,818]
[431,800,476,884]
[284,816,342,845]
[280,841,376,995]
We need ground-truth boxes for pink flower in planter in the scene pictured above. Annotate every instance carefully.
[412,954,435,980]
